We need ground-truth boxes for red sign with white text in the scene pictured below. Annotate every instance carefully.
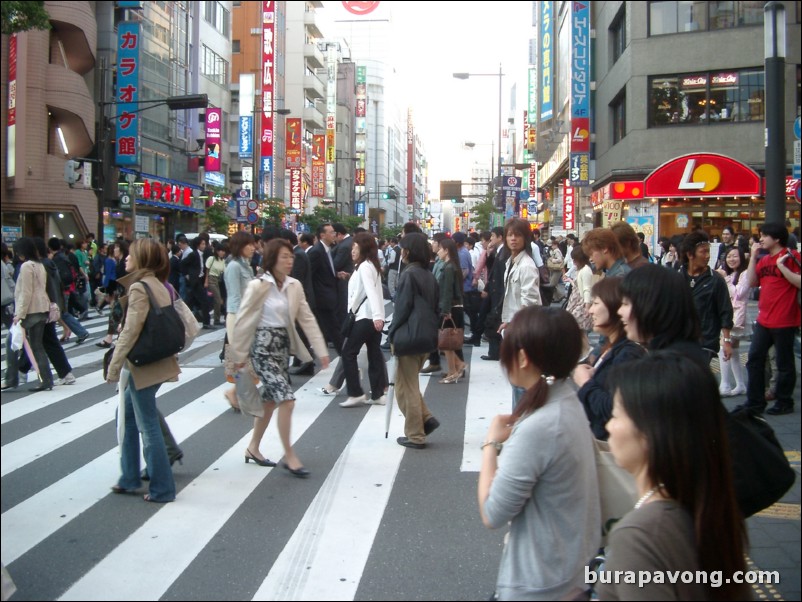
[563,180,575,230]
[644,153,761,198]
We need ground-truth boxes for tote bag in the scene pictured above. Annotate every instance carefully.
[128,281,185,366]
[594,438,638,545]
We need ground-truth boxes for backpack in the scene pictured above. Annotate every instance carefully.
[54,252,75,287]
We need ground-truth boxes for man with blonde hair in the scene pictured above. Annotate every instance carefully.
[581,228,631,277]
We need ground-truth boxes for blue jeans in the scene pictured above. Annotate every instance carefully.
[61,310,88,338]
[746,323,797,409]
[118,379,176,502]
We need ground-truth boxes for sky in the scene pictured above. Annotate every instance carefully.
[319,1,535,195]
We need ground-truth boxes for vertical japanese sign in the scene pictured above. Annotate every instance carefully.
[205,107,222,172]
[570,1,590,186]
[325,46,338,200]
[7,34,17,178]
[239,72,254,161]
[540,1,553,122]
[407,109,414,213]
[563,179,575,230]
[289,168,303,211]
[239,116,252,159]
[261,1,276,190]
[312,134,325,197]
[286,118,302,168]
[116,22,141,166]
[355,65,367,203]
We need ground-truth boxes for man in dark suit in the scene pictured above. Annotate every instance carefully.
[181,237,212,328]
[279,229,317,374]
[331,223,354,325]
[307,223,343,352]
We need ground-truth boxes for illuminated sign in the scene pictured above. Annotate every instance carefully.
[645,153,761,197]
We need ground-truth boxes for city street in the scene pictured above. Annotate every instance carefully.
[1,306,799,601]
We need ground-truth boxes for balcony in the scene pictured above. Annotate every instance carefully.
[303,73,325,100]
[304,11,323,38]
[303,105,325,131]
[303,43,324,69]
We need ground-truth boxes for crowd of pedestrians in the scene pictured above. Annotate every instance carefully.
[1,217,799,600]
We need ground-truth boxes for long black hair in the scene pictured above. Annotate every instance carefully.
[607,353,748,601]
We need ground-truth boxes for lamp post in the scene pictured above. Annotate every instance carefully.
[764,1,786,225]
[253,105,290,203]
[454,64,504,206]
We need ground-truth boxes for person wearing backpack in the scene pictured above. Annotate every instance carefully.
[47,238,88,344]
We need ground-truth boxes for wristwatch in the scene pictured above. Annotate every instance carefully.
[481,440,503,454]
[722,337,732,343]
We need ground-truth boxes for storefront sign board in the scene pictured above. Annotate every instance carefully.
[644,153,760,197]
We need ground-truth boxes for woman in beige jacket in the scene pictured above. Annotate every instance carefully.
[230,239,329,477]
[106,239,181,503]
[11,237,54,391]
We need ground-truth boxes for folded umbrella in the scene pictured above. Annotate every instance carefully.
[384,354,396,438]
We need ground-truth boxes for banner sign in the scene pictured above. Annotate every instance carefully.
[289,168,303,211]
[205,107,222,172]
[540,1,553,121]
[239,116,252,158]
[286,118,302,168]
[569,1,590,185]
[116,22,141,165]
[563,179,575,230]
[260,1,276,175]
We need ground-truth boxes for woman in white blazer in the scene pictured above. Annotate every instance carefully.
[230,239,329,478]
[338,232,387,408]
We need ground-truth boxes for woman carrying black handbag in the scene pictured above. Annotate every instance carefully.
[387,233,440,449]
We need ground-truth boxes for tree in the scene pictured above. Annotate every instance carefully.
[470,198,502,232]
[203,199,231,234]
[2,1,50,34]
[261,197,288,227]
[380,225,403,240]
[298,205,340,235]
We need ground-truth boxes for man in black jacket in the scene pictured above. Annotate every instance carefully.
[481,227,508,361]
[331,223,354,325]
[308,223,343,352]
[285,229,316,375]
[181,237,212,329]
[680,230,733,362]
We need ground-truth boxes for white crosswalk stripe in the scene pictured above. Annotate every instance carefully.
[1,310,509,600]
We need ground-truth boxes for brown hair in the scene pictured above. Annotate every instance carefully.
[229,231,255,258]
[503,218,533,256]
[353,232,381,273]
[581,228,623,258]
[610,221,641,255]
[590,277,626,347]
[129,238,168,277]
[500,306,582,421]
[261,238,293,276]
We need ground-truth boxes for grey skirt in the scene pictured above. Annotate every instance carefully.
[250,326,295,403]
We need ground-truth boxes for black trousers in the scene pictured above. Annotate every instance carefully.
[313,306,344,353]
[18,321,72,380]
[464,291,482,341]
[746,323,797,409]
[186,278,210,326]
[342,319,386,399]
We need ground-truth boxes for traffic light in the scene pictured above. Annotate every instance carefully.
[462,211,469,219]
[64,159,81,187]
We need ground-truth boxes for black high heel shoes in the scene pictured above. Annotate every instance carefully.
[245,449,277,467]
[280,461,310,478]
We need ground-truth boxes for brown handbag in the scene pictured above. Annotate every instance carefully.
[437,317,464,351]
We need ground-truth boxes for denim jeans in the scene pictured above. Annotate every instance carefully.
[118,379,176,502]
[61,310,88,338]
[746,323,797,410]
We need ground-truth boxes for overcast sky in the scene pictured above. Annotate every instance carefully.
[320,1,535,195]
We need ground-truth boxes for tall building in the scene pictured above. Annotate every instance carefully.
[533,1,800,248]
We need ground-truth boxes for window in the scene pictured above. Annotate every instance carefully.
[611,91,626,144]
[649,68,764,126]
[201,45,229,86]
[204,1,230,37]
[232,39,240,53]
[610,7,626,64]
[649,1,763,34]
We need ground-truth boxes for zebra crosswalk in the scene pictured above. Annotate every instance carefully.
[1,313,509,600]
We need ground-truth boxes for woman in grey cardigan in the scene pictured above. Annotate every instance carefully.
[222,232,257,411]
[478,306,600,601]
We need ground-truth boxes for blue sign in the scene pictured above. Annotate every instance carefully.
[247,211,259,224]
[204,171,225,187]
[540,1,553,121]
[571,2,590,119]
[115,22,141,166]
[239,116,253,158]
[519,189,530,200]
[355,201,366,215]
[794,116,800,140]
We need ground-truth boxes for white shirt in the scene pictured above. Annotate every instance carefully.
[259,273,290,328]
[348,261,385,322]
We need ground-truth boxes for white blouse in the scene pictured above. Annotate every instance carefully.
[259,273,290,328]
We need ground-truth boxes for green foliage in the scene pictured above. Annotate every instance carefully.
[1,1,50,34]
[261,197,288,227]
[470,198,501,232]
[203,200,231,234]
[298,205,340,235]
[380,225,403,240]
[342,215,365,232]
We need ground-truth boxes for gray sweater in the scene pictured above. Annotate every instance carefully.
[484,380,601,601]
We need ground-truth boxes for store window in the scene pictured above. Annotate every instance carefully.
[649,68,764,126]
[709,1,764,29]
[610,6,626,65]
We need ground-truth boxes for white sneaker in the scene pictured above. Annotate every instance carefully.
[368,395,387,406]
[730,385,747,396]
[19,371,28,385]
[320,386,340,396]
[339,395,366,408]
[719,385,734,397]
[56,372,76,386]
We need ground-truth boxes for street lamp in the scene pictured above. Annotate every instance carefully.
[453,64,504,206]
[764,1,786,225]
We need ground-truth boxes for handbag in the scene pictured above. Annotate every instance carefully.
[174,297,201,347]
[594,438,638,545]
[127,281,186,366]
[437,317,464,351]
[341,297,367,339]
[235,369,264,418]
[102,346,115,380]
[726,408,795,517]
[537,264,551,287]
[46,302,61,324]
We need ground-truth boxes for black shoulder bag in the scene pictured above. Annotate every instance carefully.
[128,281,186,366]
